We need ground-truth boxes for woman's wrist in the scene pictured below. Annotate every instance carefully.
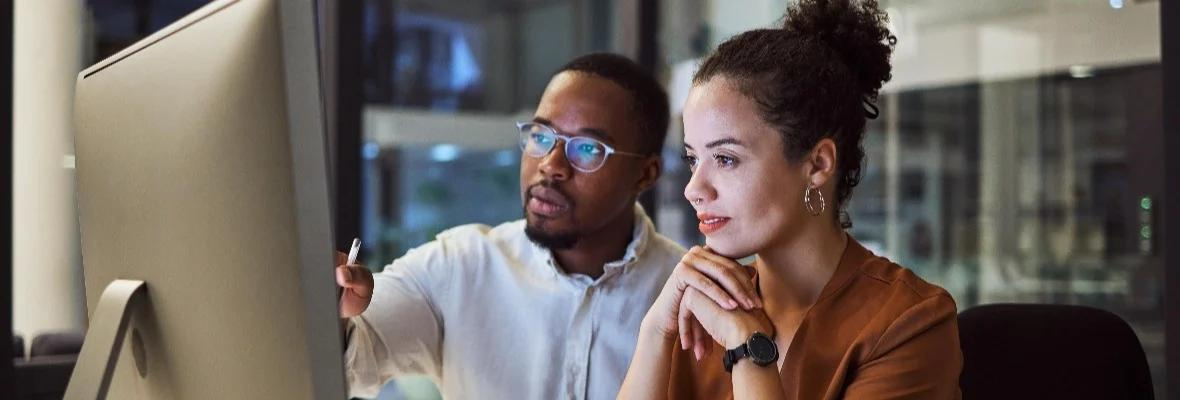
[639,318,677,343]
[725,315,774,349]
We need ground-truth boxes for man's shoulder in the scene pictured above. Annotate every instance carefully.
[635,231,686,277]
[420,220,531,263]
[645,232,687,259]
[433,219,526,244]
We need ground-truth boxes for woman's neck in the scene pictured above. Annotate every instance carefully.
[754,222,849,316]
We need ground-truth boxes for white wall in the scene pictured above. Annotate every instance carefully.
[13,0,87,351]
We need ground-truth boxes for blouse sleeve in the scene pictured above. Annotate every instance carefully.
[843,294,963,399]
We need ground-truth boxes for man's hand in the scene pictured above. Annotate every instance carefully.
[336,251,374,318]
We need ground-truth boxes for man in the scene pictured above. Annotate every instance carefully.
[336,53,684,399]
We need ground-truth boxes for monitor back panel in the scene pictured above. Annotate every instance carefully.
[74,0,342,398]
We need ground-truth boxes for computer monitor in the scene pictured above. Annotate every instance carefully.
[70,0,345,398]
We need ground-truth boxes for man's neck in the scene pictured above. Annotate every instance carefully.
[550,209,638,279]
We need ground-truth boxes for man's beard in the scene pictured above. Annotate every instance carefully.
[524,222,580,250]
[523,180,579,250]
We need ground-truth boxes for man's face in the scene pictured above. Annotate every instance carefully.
[520,71,654,250]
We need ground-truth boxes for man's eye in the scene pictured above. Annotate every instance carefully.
[578,143,600,154]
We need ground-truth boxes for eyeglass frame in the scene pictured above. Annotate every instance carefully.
[516,121,648,173]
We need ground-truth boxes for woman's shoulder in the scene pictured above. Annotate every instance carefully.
[810,239,959,356]
[785,240,962,397]
[841,240,956,312]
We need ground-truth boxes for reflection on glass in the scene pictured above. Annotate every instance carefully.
[657,0,1164,397]
[359,1,615,396]
[364,145,521,264]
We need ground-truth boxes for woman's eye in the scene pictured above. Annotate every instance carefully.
[682,155,698,169]
[714,154,737,167]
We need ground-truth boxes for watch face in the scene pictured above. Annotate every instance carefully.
[747,333,779,365]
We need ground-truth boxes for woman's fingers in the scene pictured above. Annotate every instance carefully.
[693,320,709,361]
[695,247,762,308]
[678,295,694,350]
[677,289,711,361]
[676,262,740,310]
[681,287,732,344]
[682,249,757,309]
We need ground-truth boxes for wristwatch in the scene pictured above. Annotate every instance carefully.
[723,331,779,373]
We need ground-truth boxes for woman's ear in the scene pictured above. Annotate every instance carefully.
[806,138,838,188]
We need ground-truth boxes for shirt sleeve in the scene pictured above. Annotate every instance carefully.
[344,239,453,398]
[843,294,963,399]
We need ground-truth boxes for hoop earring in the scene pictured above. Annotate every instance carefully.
[804,184,825,216]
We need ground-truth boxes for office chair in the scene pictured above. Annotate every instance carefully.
[13,333,23,359]
[14,331,84,400]
[28,331,84,357]
[958,303,1154,400]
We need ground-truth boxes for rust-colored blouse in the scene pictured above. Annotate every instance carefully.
[666,238,963,399]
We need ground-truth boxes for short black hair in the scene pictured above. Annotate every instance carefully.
[693,0,895,228]
[556,53,670,155]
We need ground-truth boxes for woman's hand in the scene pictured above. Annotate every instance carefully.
[680,286,775,353]
[641,246,762,357]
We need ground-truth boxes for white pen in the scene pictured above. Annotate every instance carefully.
[339,238,362,315]
[346,238,361,265]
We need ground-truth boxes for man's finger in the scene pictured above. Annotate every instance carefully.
[336,266,372,295]
[336,265,351,287]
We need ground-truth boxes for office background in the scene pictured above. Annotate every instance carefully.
[4,0,1179,399]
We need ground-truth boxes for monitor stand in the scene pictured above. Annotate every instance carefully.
[63,279,147,400]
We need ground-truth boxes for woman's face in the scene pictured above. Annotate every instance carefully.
[682,77,814,259]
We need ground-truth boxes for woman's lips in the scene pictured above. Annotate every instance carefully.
[697,213,731,235]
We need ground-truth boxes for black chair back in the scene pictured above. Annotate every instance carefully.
[28,331,85,357]
[958,304,1153,400]
[13,333,23,359]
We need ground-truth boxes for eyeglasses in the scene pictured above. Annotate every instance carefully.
[517,122,646,173]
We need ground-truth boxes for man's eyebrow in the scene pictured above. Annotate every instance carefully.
[532,117,612,142]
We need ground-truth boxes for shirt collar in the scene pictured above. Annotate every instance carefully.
[605,203,654,273]
[535,203,655,280]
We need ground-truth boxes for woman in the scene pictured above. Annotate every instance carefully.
[618,0,962,399]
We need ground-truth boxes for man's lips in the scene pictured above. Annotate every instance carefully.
[527,185,571,217]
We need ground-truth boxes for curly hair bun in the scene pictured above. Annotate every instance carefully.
[783,0,895,99]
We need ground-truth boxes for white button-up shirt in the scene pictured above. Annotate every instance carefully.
[344,204,684,399]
